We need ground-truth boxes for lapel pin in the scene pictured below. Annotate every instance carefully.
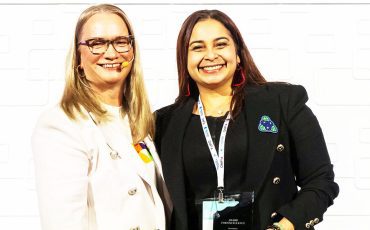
[134,142,153,163]
[258,115,278,133]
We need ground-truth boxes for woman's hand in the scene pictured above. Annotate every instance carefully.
[279,217,295,230]
[266,217,295,230]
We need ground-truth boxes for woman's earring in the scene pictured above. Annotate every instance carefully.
[232,65,246,87]
[76,65,92,90]
[185,82,190,96]
[76,65,84,76]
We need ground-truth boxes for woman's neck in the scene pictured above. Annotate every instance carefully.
[92,83,124,107]
[196,86,233,116]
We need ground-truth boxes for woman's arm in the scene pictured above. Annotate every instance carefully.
[276,85,339,229]
[32,108,91,230]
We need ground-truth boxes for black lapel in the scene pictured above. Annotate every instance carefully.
[243,85,281,197]
[160,98,195,229]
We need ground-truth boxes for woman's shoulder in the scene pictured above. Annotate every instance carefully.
[247,82,306,93]
[154,103,179,119]
[34,104,86,132]
[246,82,308,100]
[36,104,68,126]
[32,104,90,152]
[153,102,185,146]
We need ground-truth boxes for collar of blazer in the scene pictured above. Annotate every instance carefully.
[242,84,281,195]
[81,108,163,188]
[160,84,281,219]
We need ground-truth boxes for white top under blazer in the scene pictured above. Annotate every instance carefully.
[32,104,166,230]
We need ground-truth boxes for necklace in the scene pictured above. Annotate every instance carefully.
[196,94,232,117]
[207,102,230,116]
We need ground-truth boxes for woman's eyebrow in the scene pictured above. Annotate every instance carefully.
[189,36,230,47]
[214,37,229,42]
[189,40,204,46]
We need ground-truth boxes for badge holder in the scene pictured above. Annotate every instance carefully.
[196,98,254,229]
[196,190,254,230]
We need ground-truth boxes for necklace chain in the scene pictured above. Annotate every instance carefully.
[205,102,230,116]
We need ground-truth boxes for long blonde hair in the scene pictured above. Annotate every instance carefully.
[61,4,154,143]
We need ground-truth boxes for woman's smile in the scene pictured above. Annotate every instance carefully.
[199,64,225,74]
[187,19,240,91]
[97,63,122,71]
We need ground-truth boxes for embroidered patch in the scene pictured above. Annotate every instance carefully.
[258,115,278,133]
[134,142,153,163]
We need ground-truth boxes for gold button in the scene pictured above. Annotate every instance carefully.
[314,218,319,224]
[276,144,284,152]
[128,187,137,195]
[273,177,281,184]
[309,220,314,226]
[305,222,311,228]
[270,212,277,218]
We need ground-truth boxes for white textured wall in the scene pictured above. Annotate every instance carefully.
[0,1,369,229]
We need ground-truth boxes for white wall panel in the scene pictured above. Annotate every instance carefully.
[0,1,369,229]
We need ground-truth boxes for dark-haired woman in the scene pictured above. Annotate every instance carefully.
[155,9,338,230]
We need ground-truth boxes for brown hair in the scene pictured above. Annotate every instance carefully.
[176,9,266,118]
[61,4,154,143]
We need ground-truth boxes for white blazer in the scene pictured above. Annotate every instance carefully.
[32,105,170,230]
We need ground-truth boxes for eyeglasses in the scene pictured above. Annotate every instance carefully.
[78,35,134,55]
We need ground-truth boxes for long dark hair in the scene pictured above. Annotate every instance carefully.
[175,9,266,118]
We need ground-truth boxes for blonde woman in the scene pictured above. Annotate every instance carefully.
[32,4,171,230]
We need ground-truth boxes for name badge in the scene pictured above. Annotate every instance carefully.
[199,191,254,230]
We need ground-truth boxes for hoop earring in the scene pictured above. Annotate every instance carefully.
[232,66,246,87]
[185,82,190,96]
[76,67,93,90]
[76,64,83,72]
[76,65,85,77]
[78,75,93,90]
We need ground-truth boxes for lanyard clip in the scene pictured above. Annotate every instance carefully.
[217,187,224,203]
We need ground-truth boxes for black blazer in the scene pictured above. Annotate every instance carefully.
[155,83,339,230]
